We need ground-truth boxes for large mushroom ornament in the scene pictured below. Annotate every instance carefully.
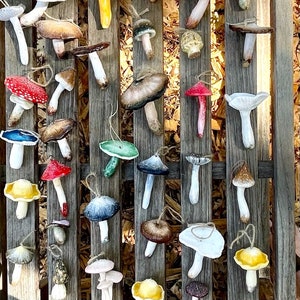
[132,278,164,300]
[179,223,225,278]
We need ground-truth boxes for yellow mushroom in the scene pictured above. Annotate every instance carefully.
[132,278,164,300]
[98,0,111,28]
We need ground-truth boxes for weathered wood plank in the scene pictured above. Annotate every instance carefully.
[270,0,296,299]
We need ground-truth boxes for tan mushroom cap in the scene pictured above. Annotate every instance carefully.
[55,68,76,91]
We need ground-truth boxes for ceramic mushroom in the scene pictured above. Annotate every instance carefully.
[238,0,250,10]
[41,158,72,217]
[186,0,210,29]
[225,92,269,149]
[121,71,168,135]
[0,1,29,65]
[181,30,204,59]
[98,0,111,28]
[185,154,211,205]
[179,223,225,278]
[132,278,164,300]
[47,220,70,245]
[137,152,169,209]
[185,281,209,300]
[51,259,69,300]
[99,140,139,178]
[84,195,120,243]
[0,129,39,169]
[4,76,48,127]
[4,179,41,219]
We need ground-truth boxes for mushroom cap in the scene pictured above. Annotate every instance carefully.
[234,246,269,271]
[47,219,70,228]
[179,223,225,259]
[40,118,76,143]
[85,258,114,274]
[185,81,212,97]
[132,278,164,300]
[133,18,156,41]
[36,19,83,40]
[0,129,39,146]
[4,179,41,203]
[0,5,25,21]
[137,154,169,175]
[121,73,168,110]
[105,270,124,283]
[6,245,34,265]
[41,159,71,181]
[229,21,274,34]
[141,219,173,244]
[71,42,110,56]
[4,76,48,104]
[186,154,211,166]
[185,281,209,298]
[55,68,76,92]
[232,162,255,188]
[53,259,69,284]
[99,140,139,160]
[84,196,120,222]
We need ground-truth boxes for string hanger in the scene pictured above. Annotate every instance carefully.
[155,145,176,157]
[108,101,122,143]
[229,223,256,249]
[20,230,36,251]
[230,160,250,181]
[156,205,185,225]
[129,4,149,20]
[27,64,54,87]
[87,251,106,265]
[83,172,101,197]
[48,243,63,258]
[196,70,219,86]
[190,222,216,240]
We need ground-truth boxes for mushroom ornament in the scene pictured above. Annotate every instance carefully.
[225,92,269,149]
[186,0,210,29]
[179,222,225,278]
[0,129,39,169]
[51,258,69,300]
[98,0,111,28]
[238,0,250,10]
[4,179,41,219]
[47,220,70,245]
[132,278,164,300]
[185,281,209,300]
[41,158,71,217]
[181,30,204,59]
[98,269,123,300]
[4,76,48,127]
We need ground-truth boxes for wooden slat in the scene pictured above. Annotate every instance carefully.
[179,0,213,299]
[270,0,296,298]
[87,1,122,299]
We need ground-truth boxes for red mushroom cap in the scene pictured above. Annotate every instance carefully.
[4,76,48,104]
[185,81,212,97]
[41,159,71,181]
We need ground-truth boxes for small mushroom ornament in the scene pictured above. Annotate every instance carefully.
[132,278,164,300]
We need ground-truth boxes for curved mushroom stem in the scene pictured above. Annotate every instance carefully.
[99,220,109,243]
[141,33,154,59]
[9,14,29,65]
[189,164,200,205]
[89,51,108,88]
[243,32,257,67]
[188,251,204,278]
[11,263,23,285]
[144,240,157,257]
[239,110,255,149]
[52,39,65,58]
[236,187,250,223]
[16,201,29,219]
[144,102,162,135]
[9,143,24,169]
[8,100,34,127]
[142,174,155,209]
[57,138,72,161]
[52,177,68,217]
[103,157,120,177]
[245,269,257,293]
[20,1,48,26]
[186,0,210,29]
[47,83,66,115]
[197,95,206,138]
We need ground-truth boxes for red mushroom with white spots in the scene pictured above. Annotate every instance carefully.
[4,76,48,127]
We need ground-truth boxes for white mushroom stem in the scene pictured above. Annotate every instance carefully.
[141,33,154,59]
[236,186,250,223]
[239,110,255,149]
[9,143,24,169]
[48,84,66,115]
[16,201,29,219]
[186,0,210,29]
[243,32,256,67]
[11,263,23,285]
[142,174,155,209]
[51,283,67,300]
[8,98,34,127]
[57,138,72,161]
[52,177,67,215]
[188,251,204,278]
[20,1,49,26]
[144,240,157,257]
[144,102,162,135]
[88,51,108,88]
[99,220,109,243]
[189,164,200,204]
[52,39,65,58]
[245,269,257,293]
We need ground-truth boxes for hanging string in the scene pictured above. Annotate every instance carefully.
[129,4,149,19]
[48,244,63,258]
[190,222,216,240]
[20,230,36,251]
[42,12,78,25]
[230,160,248,181]
[27,64,54,87]
[108,101,122,142]
[196,70,219,86]
[156,205,185,225]
[229,223,256,249]
[155,145,176,157]
[87,251,106,265]
[84,172,101,197]
[0,0,9,7]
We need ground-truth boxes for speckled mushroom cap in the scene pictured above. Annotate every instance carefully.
[185,281,209,298]
[232,162,255,189]
[141,219,173,244]
[133,18,156,41]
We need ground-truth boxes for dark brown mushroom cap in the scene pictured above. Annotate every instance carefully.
[121,73,168,110]
[71,42,110,56]
[141,219,173,244]
[40,118,76,143]
[185,281,209,298]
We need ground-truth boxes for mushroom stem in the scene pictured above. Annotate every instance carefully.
[245,269,257,293]
[11,263,23,285]
[102,286,111,300]
[239,110,254,149]
[144,102,162,135]
[57,138,72,161]
[51,283,67,300]
[99,220,109,243]
[9,143,24,169]
[236,187,250,223]
[144,240,157,257]
[189,164,200,205]
[186,0,210,29]
[141,33,154,59]
[142,174,155,209]
[15,201,29,219]
[243,32,256,67]
[8,99,34,127]
[197,95,206,138]
[52,177,68,217]
[52,39,65,58]
[103,157,120,178]
[188,251,204,278]
[20,1,48,26]
[89,51,108,88]
[47,83,66,115]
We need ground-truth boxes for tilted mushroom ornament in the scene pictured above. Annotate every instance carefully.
[225,92,269,149]
[186,0,210,29]
[0,129,39,169]
[132,278,164,300]
[4,179,41,219]
[179,223,225,278]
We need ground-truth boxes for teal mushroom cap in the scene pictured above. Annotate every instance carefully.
[99,140,139,178]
